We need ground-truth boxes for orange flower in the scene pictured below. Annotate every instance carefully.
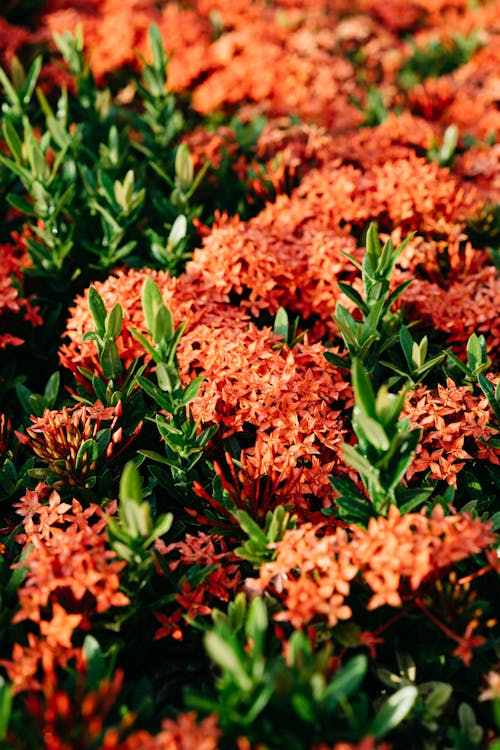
[6,486,129,693]
[479,670,500,702]
[402,379,500,486]
[154,532,242,640]
[0,241,42,347]
[256,523,358,629]
[39,603,83,650]
[118,711,221,750]
[351,505,496,610]
[403,268,500,364]
[254,506,495,627]
[17,401,126,489]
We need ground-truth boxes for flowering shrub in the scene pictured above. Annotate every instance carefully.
[0,1,499,748]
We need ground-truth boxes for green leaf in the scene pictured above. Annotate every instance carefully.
[397,484,436,514]
[467,332,487,371]
[0,66,19,108]
[234,510,268,547]
[273,307,289,341]
[323,351,350,369]
[21,55,42,104]
[478,373,500,424]
[368,685,418,739]
[375,386,406,429]
[145,512,173,547]
[0,152,34,185]
[136,376,172,410]
[323,654,367,712]
[2,118,24,163]
[383,279,413,313]
[153,304,174,345]
[137,449,174,466]
[88,286,107,334]
[82,635,107,691]
[168,214,187,247]
[365,222,381,277]
[337,282,369,316]
[292,693,315,723]
[148,22,168,74]
[105,303,123,339]
[75,439,99,475]
[204,631,252,692]
[120,496,152,537]
[175,143,194,191]
[100,340,123,380]
[352,359,376,418]
[386,428,421,489]
[129,327,159,363]
[341,443,379,481]
[156,362,177,392]
[119,461,143,504]
[142,277,163,336]
[0,677,12,741]
[399,326,414,368]
[334,304,359,348]
[356,412,390,451]
[181,376,203,406]
[43,371,60,407]
[47,115,71,150]
[245,596,268,656]
[440,124,458,164]
[28,394,46,417]
[6,193,37,217]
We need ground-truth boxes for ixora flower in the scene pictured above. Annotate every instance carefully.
[0,241,42,348]
[254,506,496,630]
[118,711,221,750]
[2,486,129,694]
[253,523,358,629]
[350,505,497,609]
[402,378,500,486]
[0,412,13,462]
[16,401,129,489]
[402,267,500,363]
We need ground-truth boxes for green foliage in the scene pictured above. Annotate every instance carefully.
[107,461,173,567]
[15,371,60,418]
[334,359,422,519]
[189,594,418,748]
[350,87,389,127]
[272,306,305,349]
[466,203,500,270]
[427,124,459,167]
[398,32,483,88]
[446,332,491,387]
[132,279,217,484]
[234,505,296,564]
[0,6,498,748]
[381,325,446,388]
[83,286,124,381]
[325,222,414,377]
[0,24,203,298]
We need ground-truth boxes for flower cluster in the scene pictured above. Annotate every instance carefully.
[3,483,129,694]
[0,0,499,747]
[153,532,242,640]
[16,401,131,489]
[0,241,42,350]
[254,505,497,664]
[402,379,500,485]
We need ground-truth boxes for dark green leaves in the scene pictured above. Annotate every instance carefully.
[83,286,123,381]
[339,359,422,517]
[332,223,414,374]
